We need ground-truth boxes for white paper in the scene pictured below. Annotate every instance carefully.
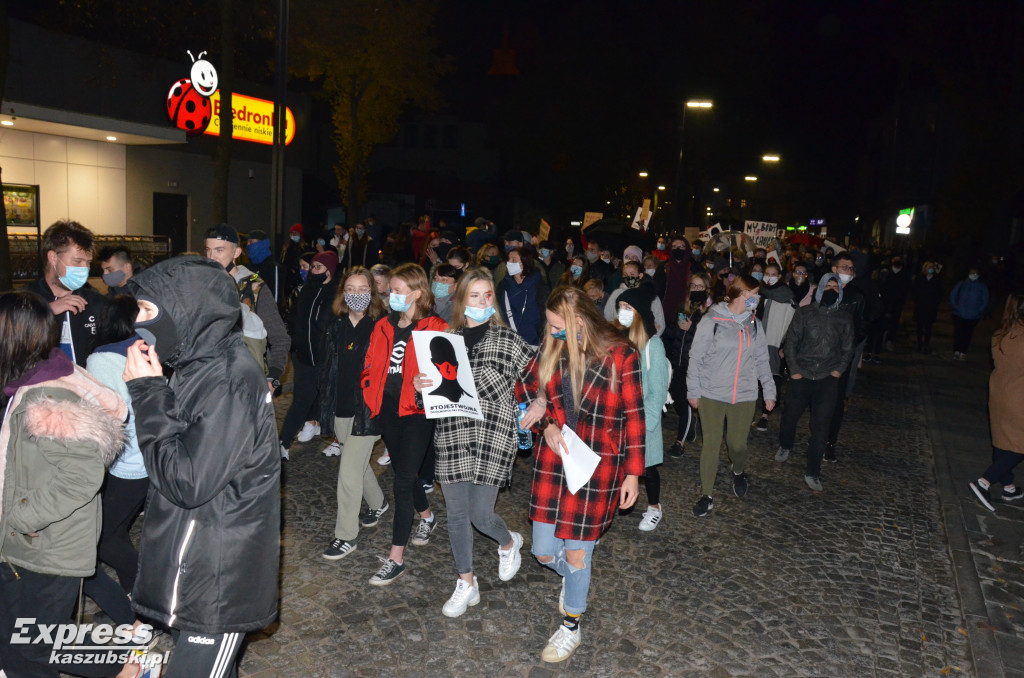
[558,425,602,494]
[412,331,483,420]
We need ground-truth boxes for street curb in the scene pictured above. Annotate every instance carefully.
[918,378,1004,678]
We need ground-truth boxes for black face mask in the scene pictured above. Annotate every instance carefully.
[671,249,686,262]
[820,289,839,307]
[308,273,327,286]
[134,296,181,358]
[689,290,708,305]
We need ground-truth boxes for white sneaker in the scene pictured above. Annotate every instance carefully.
[498,531,523,581]
[377,449,391,465]
[297,421,321,443]
[441,577,480,618]
[638,505,663,531]
[322,439,342,457]
[280,444,289,461]
[541,624,581,663]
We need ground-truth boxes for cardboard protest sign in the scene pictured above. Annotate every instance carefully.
[743,221,778,248]
[582,212,603,231]
[412,331,483,420]
[823,239,846,254]
[630,200,653,231]
[539,219,551,241]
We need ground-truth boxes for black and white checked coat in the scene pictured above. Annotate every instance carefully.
[434,322,536,487]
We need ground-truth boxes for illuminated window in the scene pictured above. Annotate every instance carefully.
[740,199,747,208]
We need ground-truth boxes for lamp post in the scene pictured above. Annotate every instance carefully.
[673,99,713,230]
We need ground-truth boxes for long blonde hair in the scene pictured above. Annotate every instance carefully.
[539,285,629,410]
[449,268,506,331]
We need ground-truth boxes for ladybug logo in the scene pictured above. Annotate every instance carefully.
[167,50,218,136]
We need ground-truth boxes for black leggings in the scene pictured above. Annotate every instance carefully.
[644,465,661,506]
[378,402,435,547]
[952,316,981,353]
[99,475,148,592]
[669,367,690,440]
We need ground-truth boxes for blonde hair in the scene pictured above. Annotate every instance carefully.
[539,285,629,410]
[390,262,434,319]
[617,302,651,351]
[476,243,499,266]
[449,268,506,331]
[332,266,387,320]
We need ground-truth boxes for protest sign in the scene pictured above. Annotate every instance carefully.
[412,331,483,420]
[582,212,603,231]
[743,221,778,248]
[539,219,551,241]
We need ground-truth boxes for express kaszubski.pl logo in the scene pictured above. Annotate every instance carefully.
[11,618,168,667]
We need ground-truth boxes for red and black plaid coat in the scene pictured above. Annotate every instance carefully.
[517,343,646,541]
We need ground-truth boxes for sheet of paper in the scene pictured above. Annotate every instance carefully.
[558,425,602,494]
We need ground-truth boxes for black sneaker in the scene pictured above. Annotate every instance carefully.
[823,443,837,463]
[322,538,357,561]
[668,441,685,458]
[733,472,749,498]
[368,557,405,585]
[410,517,437,546]
[1003,486,1024,502]
[753,415,768,432]
[360,501,390,528]
[969,481,996,512]
[692,495,714,517]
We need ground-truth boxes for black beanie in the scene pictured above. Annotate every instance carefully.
[617,285,657,337]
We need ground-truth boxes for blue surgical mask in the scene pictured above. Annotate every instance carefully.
[551,329,567,341]
[317,238,326,246]
[431,281,450,299]
[657,243,667,251]
[291,234,301,243]
[246,240,271,265]
[571,265,583,278]
[464,305,496,323]
[539,248,551,259]
[59,265,89,291]
[692,249,702,258]
[745,294,760,310]
[751,271,764,282]
[389,292,411,312]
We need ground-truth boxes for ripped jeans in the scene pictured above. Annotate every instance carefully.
[531,521,597,615]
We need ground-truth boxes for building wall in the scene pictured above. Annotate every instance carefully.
[0,128,127,233]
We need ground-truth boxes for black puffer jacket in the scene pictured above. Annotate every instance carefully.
[126,257,280,634]
[783,286,855,381]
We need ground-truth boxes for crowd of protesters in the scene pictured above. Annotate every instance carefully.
[0,214,1021,673]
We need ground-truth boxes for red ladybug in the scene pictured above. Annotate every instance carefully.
[166,78,211,136]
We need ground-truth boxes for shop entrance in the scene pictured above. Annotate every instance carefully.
[153,192,188,254]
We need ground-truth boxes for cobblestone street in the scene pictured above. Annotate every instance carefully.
[233,337,985,677]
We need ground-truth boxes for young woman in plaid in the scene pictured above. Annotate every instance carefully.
[415,269,542,617]
[517,285,646,663]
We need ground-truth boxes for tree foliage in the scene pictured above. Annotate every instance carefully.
[291,0,450,217]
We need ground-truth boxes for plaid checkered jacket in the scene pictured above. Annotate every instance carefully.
[434,324,536,486]
[517,343,647,541]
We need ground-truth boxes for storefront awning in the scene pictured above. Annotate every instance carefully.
[0,100,186,145]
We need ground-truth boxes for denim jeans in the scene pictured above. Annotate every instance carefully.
[531,521,596,615]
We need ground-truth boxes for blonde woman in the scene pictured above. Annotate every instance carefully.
[414,269,538,617]
[476,242,501,271]
[517,285,645,662]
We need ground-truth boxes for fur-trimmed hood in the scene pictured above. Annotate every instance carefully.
[23,394,128,466]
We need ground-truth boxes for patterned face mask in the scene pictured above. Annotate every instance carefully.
[345,292,372,312]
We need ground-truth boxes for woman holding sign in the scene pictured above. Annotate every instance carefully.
[415,268,539,618]
[362,263,448,586]
[516,285,645,663]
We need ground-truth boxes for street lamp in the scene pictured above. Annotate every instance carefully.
[675,98,714,229]
[712,187,720,192]
[762,154,780,163]
[657,185,666,191]
[687,100,713,109]
[745,176,758,182]
[638,171,648,178]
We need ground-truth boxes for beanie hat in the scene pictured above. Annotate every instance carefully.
[623,245,643,263]
[289,223,304,236]
[618,285,657,337]
[312,251,338,277]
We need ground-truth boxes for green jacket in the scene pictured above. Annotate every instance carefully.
[1,386,126,577]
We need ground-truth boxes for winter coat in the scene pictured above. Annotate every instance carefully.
[344,236,380,270]
[517,343,646,541]
[838,280,868,345]
[290,276,339,367]
[27,278,107,367]
[686,301,776,405]
[0,350,127,578]
[990,328,1024,453]
[912,275,943,322]
[362,313,449,418]
[950,279,990,321]
[881,268,912,313]
[783,295,855,382]
[434,323,535,487]
[665,307,705,370]
[234,265,291,381]
[126,257,280,634]
[317,313,379,438]
[87,338,147,480]
[497,269,547,345]
[638,336,669,467]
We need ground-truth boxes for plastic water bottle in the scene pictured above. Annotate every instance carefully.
[517,402,533,450]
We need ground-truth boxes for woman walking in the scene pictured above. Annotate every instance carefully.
[912,261,943,353]
[418,269,537,617]
[686,274,776,517]
[316,267,390,560]
[969,292,1024,511]
[362,263,448,585]
[517,285,645,662]
[666,273,712,458]
[949,266,990,360]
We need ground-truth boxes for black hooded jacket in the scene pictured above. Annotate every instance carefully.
[125,257,280,634]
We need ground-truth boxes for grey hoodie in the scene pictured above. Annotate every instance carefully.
[686,301,776,404]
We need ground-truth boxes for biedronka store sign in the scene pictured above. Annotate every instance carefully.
[204,91,295,146]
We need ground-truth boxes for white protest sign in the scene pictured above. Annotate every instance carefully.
[823,239,846,254]
[698,222,723,242]
[743,220,778,248]
[412,331,483,420]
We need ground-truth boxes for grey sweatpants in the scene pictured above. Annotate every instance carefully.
[441,481,512,575]
[333,416,385,541]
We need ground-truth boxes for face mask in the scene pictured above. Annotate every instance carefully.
[671,249,686,262]
[317,238,326,247]
[645,267,656,277]
[504,244,517,253]
[299,269,309,282]
[389,292,412,312]
[291,234,301,243]
[600,256,611,264]
[102,270,126,288]
[585,251,599,263]
[617,308,635,327]
[689,290,708,305]
[506,261,523,276]
[793,274,806,283]
[623,275,641,289]
[838,273,854,285]
[571,265,583,278]
[657,243,667,251]
[345,292,372,312]
[751,272,764,282]
[566,244,574,255]
[246,240,271,265]
[431,281,451,299]
[968,273,979,281]
[308,272,327,286]
[134,297,180,357]
[487,255,500,268]
[706,262,715,270]
[815,256,824,264]
[551,328,567,341]
[59,263,89,291]
[820,289,840,307]
[692,249,702,258]
[464,304,496,323]
[744,294,760,310]
[355,229,365,239]
[764,276,778,286]
[927,268,935,275]
[539,248,551,259]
